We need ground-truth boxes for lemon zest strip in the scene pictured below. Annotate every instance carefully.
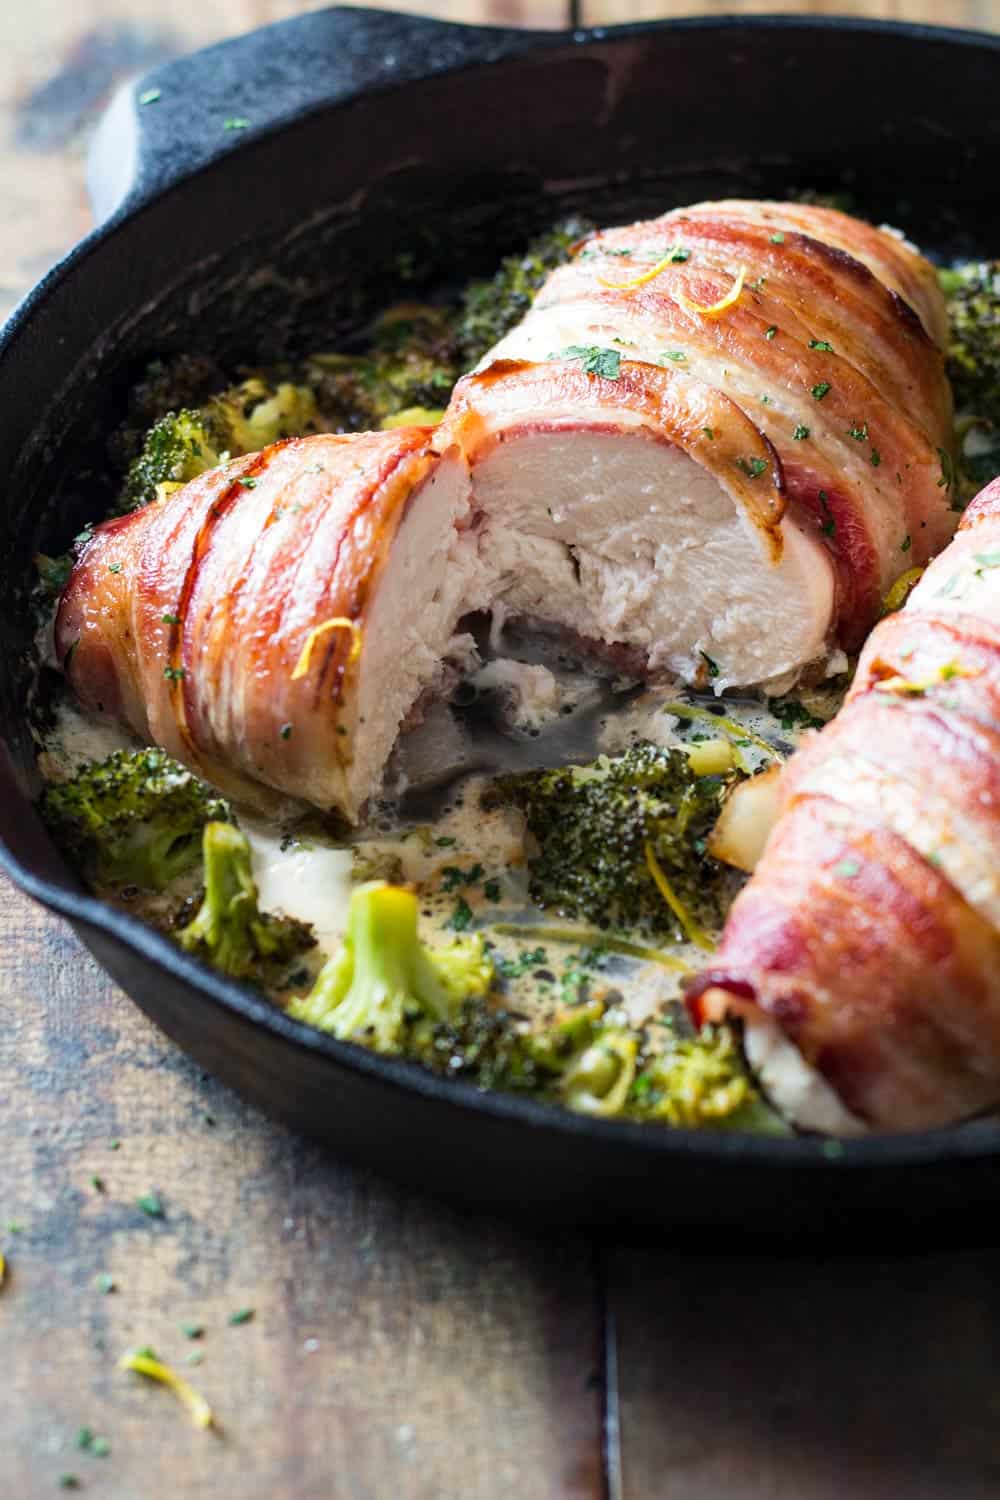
[119,1349,214,1430]
[291,617,362,681]
[676,266,746,319]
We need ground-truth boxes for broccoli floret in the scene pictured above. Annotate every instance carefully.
[496,742,735,941]
[455,217,594,368]
[120,407,227,512]
[287,881,494,1051]
[178,822,314,983]
[939,260,1000,494]
[629,1023,787,1132]
[418,993,785,1131]
[118,377,318,513]
[304,306,459,434]
[41,749,230,892]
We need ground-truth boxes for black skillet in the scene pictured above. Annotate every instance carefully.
[2,8,1000,1238]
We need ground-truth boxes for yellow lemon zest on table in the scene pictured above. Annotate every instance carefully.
[119,1348,214,1430]
[644,844,715,953]
[676,266,746,319]
[291,617,362,681]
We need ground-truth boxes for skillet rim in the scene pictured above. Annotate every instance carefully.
[4,8,1000,1176]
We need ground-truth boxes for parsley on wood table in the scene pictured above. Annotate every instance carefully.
[3,2,1000,1496]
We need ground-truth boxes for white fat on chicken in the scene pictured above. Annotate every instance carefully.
[345,453,487,815]
[468,428,835,690]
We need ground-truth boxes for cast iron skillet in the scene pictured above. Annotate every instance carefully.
[3,8,1000,1238]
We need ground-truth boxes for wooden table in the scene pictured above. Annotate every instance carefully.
[4,3,1000,1495]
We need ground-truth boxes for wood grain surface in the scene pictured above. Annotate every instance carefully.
[1,3,998,1498]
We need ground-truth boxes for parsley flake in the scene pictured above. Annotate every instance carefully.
[229,1307,255,1325]
[555,345,621,380]
[735,457,768,479]
[136,1192,163,1219]
[901,534,912,553]
[279,722,293,740]
[659,350,687,363]
[811,382,831,401]
[701,427,715,440]
[764,325,778,340]
[96,1273,116,1295]
[870,448,881,467]
[139,87,161,105]
[448,898,474,932]
[809,339,834,352]
[833,859,860,878]
[699,650,720,679]
[107,562,122,574]
[161,611,181,625]
[792,424,810,440]
[223,117,251,131]
[237,476,257,489]
[769,231,785,244]
[162,666,185,681]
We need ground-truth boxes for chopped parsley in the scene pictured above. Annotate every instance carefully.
[554,345,621,379]
[735,457,768,479]
[483,879,501,903]
[107,562,122,575]
[699,650,720,679]
[659,350,687,363]
[237,476,257,489]
[135,1191,164,1219]
[161,611,181,625]
[833,859,860,878]
[279,722,293,740]
[162,665,185,681]
[228,1307,255,1326]
[223,117,251,131]
[769,698,825,732]
[809,339,834,352]
[870,448,881,467]
[901,534,912,552]
[848,422,869,441]
[434,836,456,848]
[96,1273,116,1295]
[811,382,831,401]
[494,947,547,979]
[180,1322,205,1339]
[792,424,810,440]
[769,231,785,244]
[138,87,161,105]
[448,898,474,932]
[764,325,778,340]
[701,427,715,440]
[440,864,483,892]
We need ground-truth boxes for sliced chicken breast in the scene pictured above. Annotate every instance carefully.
[56,430,481,819]
[440,358,834,690]
[481,200,954,649]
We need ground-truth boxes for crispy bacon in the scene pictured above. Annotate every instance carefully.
[689,478,1000,1132]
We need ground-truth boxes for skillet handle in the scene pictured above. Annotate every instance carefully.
[87,5,559,223]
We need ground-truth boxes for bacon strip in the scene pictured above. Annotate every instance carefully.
[689,478,1000,1132]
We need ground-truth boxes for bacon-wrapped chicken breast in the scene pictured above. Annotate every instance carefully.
[688,478,1000,1133]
